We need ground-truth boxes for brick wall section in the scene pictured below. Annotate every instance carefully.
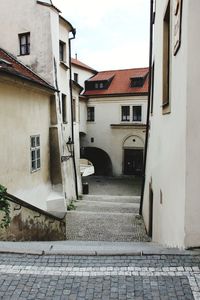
[0,194,66,241]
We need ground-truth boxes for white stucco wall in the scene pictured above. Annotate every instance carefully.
[79,100,88,134]
[0,0,54,84]
[184,0,200,248]
[0,77,52,211]
[71,64,95,89]
[143,0,189,248]
[81,96,147,176]
[0,0,80,203]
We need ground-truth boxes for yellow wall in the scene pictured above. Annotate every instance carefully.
[0,77,51,209]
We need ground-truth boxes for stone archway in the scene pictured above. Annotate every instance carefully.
[81,147,113,176]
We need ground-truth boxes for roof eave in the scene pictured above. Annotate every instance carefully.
[0,69,56,93]
[83,92,148,98]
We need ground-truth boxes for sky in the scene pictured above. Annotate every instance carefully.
[53,0,150,71]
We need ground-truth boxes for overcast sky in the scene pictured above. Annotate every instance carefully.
[53,0,150,71]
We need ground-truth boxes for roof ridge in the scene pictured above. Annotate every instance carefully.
[97,67,149,73]
[0,48,53,88]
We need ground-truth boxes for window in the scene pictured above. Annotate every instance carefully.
[131,77,144,87]
[163,0,170,108]
[151,63,155,115]
[133,106,142,121]
[62,94,67,123]
[87,107,95,122]
[73,98,76,122]
[121,106,130,122]
[19,32,30,55]
[59,40,66,61]
[74,73,78,83]
[30,135,40,172]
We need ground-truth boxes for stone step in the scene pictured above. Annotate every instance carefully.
[75,200,139,214]
[81,194,140,204]
[65,211,149,242]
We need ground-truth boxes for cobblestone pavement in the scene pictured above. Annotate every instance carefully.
[0,254,199,299]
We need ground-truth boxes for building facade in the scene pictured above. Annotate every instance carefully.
[0,0,81,211]
[0,48,56,211]
[82,68,149,176]
[142,0,200,248]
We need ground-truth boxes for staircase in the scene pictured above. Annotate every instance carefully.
[65,195,150,242]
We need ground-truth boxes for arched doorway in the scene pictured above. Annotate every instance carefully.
[81,147,113,176]
[123,135,144,175]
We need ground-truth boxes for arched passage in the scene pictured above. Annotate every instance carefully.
[81,147,113,176]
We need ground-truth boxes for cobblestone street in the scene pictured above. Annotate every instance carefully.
[0,253,199,299]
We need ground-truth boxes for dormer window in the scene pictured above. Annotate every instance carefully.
[85,74,115,91]
[130,77,145,88]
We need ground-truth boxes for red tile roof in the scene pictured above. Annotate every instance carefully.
[71,58,97,74]
[84,68,149,97]
[0,48,55,91]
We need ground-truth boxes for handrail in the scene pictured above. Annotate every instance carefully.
[5,193,66,222]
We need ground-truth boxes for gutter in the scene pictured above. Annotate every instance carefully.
[139,0,154,215]
[69,28,79,199]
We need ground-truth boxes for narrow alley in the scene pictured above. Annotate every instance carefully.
[66,176,150,242]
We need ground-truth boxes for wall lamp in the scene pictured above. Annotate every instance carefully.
[61,137,74,162]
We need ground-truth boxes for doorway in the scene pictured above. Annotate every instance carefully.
[124,149,143,175]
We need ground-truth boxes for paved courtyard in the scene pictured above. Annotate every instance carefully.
[0,253,199,299]
[82,176,142,196]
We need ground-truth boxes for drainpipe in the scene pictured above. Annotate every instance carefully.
[69,28,78,199]
[139,0,154,215]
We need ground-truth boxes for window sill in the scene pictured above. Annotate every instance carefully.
[60,61,69,70]
[162,102,171,115]
[31,168,41,174]
[18,53,30,57]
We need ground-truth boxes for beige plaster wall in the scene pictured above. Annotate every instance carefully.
[0,78,52,210]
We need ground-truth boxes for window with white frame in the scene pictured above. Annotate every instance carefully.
[30,135,41,172]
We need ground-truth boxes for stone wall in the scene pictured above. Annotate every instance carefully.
[0,194,66,241]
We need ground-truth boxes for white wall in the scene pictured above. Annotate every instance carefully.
[184,0,200,248]
[72,64,95,89]
[82,96,147,176]
[143,0,188,248]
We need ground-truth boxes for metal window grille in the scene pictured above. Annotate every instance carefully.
[121,106,130,121]
[132,106,142,121]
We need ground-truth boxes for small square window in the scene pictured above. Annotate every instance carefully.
[19,32,30,56]
[87,107,95,122]
[30,135,41,172]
